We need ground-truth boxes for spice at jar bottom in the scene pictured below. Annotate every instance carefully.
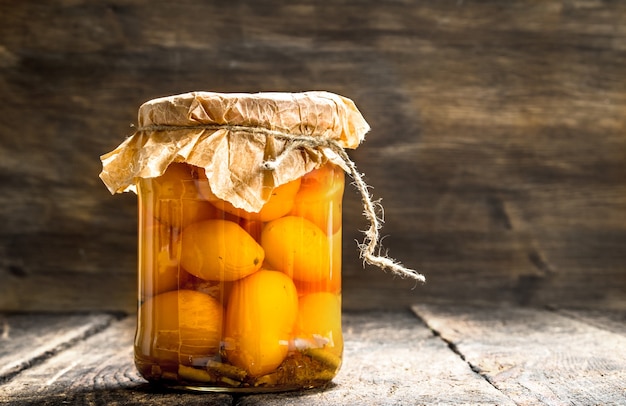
[100,91,424,392]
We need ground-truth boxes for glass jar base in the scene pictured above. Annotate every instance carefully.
[156,380,333,394]
[137,357,338,394]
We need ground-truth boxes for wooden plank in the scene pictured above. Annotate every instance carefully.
[0,313,116,383]
[239,311,514,405]
[0,316,232,406]
[557,308,626,336]
[0,312,513,405]
[0,0,625,312]
[412,304,626,406]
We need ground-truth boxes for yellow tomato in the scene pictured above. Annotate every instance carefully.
[262,216,330,283]
[152,163,196,198]
[180,219,264,282]
[289,163,344,234]
[136,290,223,365]
[294,228,341,295]
[140,218,176,295]
[224,270,298,377]
[141,163,218,228]
[197,169,302,222]
[295,292,343,357]
[139,223,191,298]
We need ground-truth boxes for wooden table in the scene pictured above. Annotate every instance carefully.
[2,305,624,405]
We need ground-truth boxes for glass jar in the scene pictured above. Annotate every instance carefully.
[99,91,376,392]
[134,160,345,392]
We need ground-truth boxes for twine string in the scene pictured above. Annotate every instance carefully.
[137,124,425,282]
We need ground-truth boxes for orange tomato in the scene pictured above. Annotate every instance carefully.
[196,169,302,222]
[137,289,223,365]
[294,292,343,357]
[141,163,218,228]
[139,223,190,298]
[294,228,342,295]
[289,163,344,234]
[224,270,298,376]
[261,216,331,283]
[180,219,264,282]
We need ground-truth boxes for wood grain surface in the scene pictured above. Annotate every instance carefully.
[0,311,514,405]
[0,316,233,406]
[413,304,626,406]
[2,308,624,405]
[0,313,116,383]
[0,0,625,312]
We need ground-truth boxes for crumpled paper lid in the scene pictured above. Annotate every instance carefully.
[99,91,370,212]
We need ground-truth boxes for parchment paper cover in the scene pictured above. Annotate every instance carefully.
[100,91,370,212]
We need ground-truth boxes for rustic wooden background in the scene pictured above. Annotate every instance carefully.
[1,0,624,313]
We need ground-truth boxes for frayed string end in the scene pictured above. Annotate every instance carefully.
[333,145,426,283]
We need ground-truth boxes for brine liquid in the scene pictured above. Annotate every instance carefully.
[134,162,344,392]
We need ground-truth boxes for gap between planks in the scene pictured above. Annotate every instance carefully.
[1,310,513,406]
[7,307,623,405]
[412,304,626,406]
[0,312,123,384]
[412,308,502,393]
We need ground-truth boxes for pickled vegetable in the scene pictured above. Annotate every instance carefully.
[180,219,264,282]
[198,171,302,222]
[293,229,342,295]
[295,292,343,356]
[289,163,344,234]
[139,223,186,298]
[224,270,298,377]
[135,162,343,391]
[136,290,223,365]
[146,163,217,228]
[261,216,331,283]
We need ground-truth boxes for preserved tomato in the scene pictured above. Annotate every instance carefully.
[134,162,344,391]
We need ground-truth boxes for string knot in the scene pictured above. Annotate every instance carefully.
[255,132,426,283]
[135,124,425,283]
[261,160,279,171]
